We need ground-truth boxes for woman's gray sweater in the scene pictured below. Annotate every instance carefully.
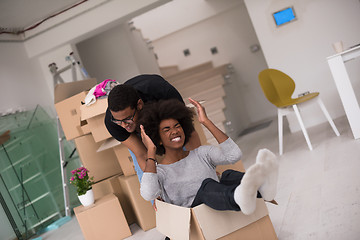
[140,138,242,207]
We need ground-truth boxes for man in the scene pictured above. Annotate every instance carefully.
[105,74,201,181]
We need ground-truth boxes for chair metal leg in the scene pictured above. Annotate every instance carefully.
[317,98,340,136]
[277,109,283,155]
[293,105,313,151]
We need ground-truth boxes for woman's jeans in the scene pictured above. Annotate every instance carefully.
[191,169,262,211]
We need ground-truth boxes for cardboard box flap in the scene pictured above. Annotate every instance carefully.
[156,199,191,240]
[97,137,121,152]
[54,78,97,103]
[192,199,268,240]
[80,98,108,120]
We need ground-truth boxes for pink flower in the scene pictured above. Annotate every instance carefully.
[79,167,86,172]
[71,170,76,175]
[70,177,75,181]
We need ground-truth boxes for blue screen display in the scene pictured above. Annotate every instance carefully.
[273,7,296,26]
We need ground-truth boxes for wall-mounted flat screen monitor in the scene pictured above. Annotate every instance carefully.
[273,7,296,26]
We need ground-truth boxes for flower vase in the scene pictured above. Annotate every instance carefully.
[78,189,95,207]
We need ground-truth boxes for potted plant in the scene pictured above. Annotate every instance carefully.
[70,167,95,207]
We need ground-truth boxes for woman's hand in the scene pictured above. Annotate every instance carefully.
[188,98,209,124]
[140,125,156,153]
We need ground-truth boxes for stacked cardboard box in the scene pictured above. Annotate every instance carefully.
[92,174,135,225]
[73,194,131,240]
[77,92,155,234]
[118,175,156,231]
[54,80,125,183]
[79,98,111,142]
[97,137,136,177]
[54,79,156,240]
[54,79,97,140]
[73,134,123,182]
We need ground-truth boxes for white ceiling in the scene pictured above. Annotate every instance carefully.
[0,0,82,32]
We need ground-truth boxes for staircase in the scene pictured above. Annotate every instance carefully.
[126,23,237,144]
[160,62,234,145]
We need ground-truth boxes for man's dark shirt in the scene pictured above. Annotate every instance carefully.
[104,74,184,142]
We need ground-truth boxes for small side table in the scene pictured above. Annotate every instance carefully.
[327,45,360,139]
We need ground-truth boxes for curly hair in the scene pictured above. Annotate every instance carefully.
[108,84,140,112]
[138,99,195,155]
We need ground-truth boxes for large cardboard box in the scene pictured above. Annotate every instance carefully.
[92,175,136,225]
[156,199,277,240]
[218,216,277,240]
[74,134,123,182]
[216,159,246,174]
[80,98,111,142]
[54,78,97,104]
[118,175,156,231]
[55,91,87,140]
[98,137,136,177]
[74,194,131,240]
[54,78,97,140]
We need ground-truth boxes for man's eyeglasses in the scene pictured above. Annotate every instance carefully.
[111,109,137,125]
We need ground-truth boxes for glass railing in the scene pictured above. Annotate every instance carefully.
[0,105,81,239]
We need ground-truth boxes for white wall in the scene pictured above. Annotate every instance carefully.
[126,28,161,75]
[0,43,53,115]
[76,24,139,83]
[37,44,85,105]
[244,0,360,132]
[76,23,160,84]
[23,0,171,58]
[132,0,241,41]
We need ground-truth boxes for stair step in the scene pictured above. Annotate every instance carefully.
[207,109,226,123]
[165,61,214,82]
[161,61,232,143]
[179,75,225,99]
[202,122,226,140]
[160,65,179,78]
[182,85,225,103]
[201,98,226,113]
[169,64,230,87]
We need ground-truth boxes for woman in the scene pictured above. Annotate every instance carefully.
[138,98,278,215]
